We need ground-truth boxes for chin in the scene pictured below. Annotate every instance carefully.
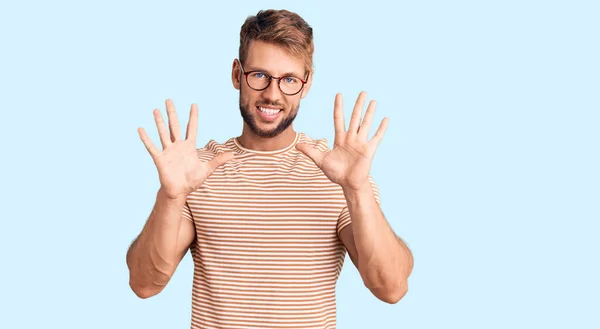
[239,97,298,138]
[252,125,286,138]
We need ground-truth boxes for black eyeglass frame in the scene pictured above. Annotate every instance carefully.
[238,60,309,96]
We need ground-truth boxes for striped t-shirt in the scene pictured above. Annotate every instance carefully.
[182,132,380,329]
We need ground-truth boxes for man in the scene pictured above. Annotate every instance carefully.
[126,9,413,329]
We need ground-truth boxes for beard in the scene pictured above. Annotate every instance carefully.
[239,93,299,138]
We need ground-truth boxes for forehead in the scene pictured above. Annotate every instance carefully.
[245,40,306,77]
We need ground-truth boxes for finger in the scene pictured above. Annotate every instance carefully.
[348,91,367,135]
[369,117,389,150]
[165,99,181,142]
[154,109,171,149]
[186,103,198,141]
[358,100,377,141]
[295,143,326,167]
[138,127,160,159]
[333,93,345,141]
[206,151,235,173]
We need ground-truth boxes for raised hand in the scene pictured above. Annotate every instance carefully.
[296,92,388,191]
[138,99,235,200]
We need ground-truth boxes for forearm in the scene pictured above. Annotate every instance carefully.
[343,183,413,301]
[126,187,187,297]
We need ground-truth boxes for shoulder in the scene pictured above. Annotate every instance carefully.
[297,132,331,152]
[194,137,236,160]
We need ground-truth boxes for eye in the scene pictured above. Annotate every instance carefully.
[252,72,266,79]
[283,77,298,84]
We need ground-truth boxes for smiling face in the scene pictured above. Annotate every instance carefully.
[232,40,312,138]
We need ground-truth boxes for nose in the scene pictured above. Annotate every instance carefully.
[261,77,283,102]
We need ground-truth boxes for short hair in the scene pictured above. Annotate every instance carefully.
[239,9,314,74]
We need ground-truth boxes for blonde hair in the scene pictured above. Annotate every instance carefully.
[239,9,314,74]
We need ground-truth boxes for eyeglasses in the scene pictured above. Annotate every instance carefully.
[238,61,308,96]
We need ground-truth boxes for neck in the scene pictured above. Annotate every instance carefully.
[237,125,297,152]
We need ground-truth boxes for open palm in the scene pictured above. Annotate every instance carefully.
[138,99,234,200]
[296,92,388,191]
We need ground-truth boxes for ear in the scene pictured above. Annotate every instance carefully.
[300,68,314,99]
[232,59,241,90]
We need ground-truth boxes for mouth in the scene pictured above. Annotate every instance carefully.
[256,105,283,122]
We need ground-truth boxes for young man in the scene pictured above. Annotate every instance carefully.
[126,9,414,329]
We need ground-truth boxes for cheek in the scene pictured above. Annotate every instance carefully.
[240,90,254,106]
[288,98,301,112]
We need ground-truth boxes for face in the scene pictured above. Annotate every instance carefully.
[232,40,312,138]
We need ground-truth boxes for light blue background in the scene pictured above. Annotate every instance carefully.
[1,0,598,328]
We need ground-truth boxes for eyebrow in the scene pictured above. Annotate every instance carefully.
[246,66,305,79]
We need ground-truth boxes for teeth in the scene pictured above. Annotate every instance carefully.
[259,107,281,115]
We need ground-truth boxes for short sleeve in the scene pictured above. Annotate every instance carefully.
[182,201,194,223]
[336,175,381,236]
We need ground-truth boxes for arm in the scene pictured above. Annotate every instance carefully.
[128,99,234,299]
[295,91,413,304]
[126,187,195,299]
[339,183,413,304]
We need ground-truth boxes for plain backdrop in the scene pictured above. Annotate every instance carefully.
[1,0,598,328]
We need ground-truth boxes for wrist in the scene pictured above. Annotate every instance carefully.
[342,181,373,201]
[157,187,188,205]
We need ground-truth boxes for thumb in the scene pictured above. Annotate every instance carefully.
[296,143,325,167]
[206,151,235,172]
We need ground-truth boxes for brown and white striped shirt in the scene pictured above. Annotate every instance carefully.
[182,132,380,329]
